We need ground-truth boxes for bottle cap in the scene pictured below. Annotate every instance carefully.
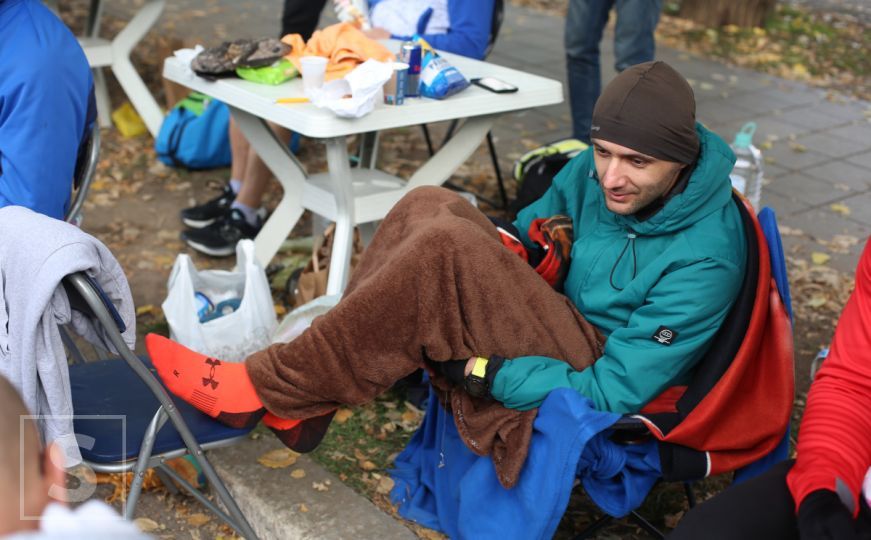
[733,122,757,149]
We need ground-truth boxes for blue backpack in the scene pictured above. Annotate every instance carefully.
[155,92,231,169]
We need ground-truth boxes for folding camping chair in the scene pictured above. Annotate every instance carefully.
[572,197,795,539]
[63,272,259,539]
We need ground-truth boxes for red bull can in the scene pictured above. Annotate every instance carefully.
[398,42,422,97]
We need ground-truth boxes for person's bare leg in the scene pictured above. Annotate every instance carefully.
[229,118,250,182]
[234,124,292,209]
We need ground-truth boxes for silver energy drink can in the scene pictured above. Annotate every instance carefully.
[398,42,422,97]
[384,62,409,105]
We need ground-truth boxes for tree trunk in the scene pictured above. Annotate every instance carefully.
[678,0,777,28]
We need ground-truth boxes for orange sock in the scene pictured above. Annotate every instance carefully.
[263,410,336,453]
[145,334,265,429]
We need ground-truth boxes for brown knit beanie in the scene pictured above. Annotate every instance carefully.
[591,61,699,164]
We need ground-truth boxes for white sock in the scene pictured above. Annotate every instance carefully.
[230,201,260,226]
[229,178,243,194]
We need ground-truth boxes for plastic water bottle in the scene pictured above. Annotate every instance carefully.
[729,122,764,210]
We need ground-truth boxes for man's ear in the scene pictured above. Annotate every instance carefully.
[41,443,67,505]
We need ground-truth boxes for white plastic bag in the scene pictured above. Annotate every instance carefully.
[162,240,277,362]
[272,294,341,344]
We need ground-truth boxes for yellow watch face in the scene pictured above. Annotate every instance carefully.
[472,356,488,378]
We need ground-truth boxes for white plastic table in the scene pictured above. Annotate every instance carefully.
[51,0,166,136]
[163,44,563,294]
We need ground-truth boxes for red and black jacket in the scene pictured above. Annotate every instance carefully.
[629,195,795,481]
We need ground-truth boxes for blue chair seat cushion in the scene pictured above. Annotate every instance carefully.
[70,356,252,463]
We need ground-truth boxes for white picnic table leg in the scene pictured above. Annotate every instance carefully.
[109,0,166,136]
[406,114,496,189]
[231,108,308,268]
[323,137,355,295]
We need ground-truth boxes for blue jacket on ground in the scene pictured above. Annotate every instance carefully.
[0,0,93,219]
[370,0,494,60]
[390,388,661,539]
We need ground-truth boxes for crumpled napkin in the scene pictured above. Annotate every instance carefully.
[305,59,394,118]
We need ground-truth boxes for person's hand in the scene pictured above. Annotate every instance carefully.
[797,489,859,540]
[363,27,390,40]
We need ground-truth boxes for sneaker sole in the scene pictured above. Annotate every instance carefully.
[184,238,237,257]
[182,216,218,229]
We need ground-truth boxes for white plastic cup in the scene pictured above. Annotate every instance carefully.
[299,56,328,90]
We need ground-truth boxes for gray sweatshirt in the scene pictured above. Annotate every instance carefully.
[0,206,135,466]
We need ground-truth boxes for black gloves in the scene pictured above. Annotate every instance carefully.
[798,489,859,540]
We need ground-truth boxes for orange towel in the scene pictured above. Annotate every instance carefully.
[282,23,395,81]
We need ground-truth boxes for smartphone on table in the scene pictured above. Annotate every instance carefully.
[471,77,518,94]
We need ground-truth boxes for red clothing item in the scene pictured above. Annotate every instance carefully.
[787,238,871,516]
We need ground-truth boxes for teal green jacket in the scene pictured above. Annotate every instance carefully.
[492,124,746,414]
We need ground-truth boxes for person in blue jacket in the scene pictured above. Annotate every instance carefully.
[0,0,93,220]
[362,0,494,60]
[180,0,496,257]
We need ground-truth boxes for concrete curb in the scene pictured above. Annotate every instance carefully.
[209,436,417,540]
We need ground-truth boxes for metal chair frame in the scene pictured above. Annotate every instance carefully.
[64,273,259,539]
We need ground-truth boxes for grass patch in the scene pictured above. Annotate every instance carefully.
[657,5,871,99]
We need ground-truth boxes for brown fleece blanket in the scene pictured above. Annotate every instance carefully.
[246,187,604,487]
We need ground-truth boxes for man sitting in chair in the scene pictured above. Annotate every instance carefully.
[146,61,747,482]
[0,0,93,220]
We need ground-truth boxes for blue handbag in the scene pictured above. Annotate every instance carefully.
[155,92,231,169]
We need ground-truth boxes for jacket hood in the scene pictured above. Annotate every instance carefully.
[604,123,736,236]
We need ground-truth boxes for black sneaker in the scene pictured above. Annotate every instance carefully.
[180,183,235,229]
[181,208,262,257]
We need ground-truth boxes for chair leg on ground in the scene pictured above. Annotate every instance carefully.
[485,130,508,208]
[356,131,380,169]
[684,481,697,509]
[124,408,169,519]
[421,124,435,156]
[629,511,666,539]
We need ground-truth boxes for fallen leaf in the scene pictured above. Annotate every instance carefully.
[376,475,395,494]
[779,226,804,236]
[792,63,810,79]
[829,202,851,216]
[664,511,685,529]
[788,142,807,153]
[811,252,831,265]
[359,460,377,471]
[299,503,309,513]
[135,304,155,316]
[290,468,307,479]
[806,295,827,308]
[258,448,299,469]
[187,513,211,526]
[312,481,329,492]
[134,518,160,533]
[334,408,354,424]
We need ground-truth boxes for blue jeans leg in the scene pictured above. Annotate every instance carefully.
[613,0,663,71]
[565,0,614,143]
